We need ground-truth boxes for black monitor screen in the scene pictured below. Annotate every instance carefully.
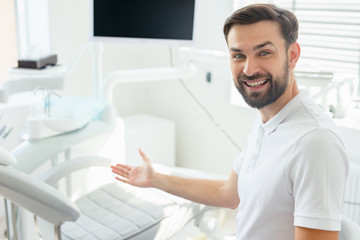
[92,0,196,43]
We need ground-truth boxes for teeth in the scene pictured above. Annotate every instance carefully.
[246,79,267,87]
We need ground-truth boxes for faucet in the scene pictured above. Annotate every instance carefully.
[33,87,61,117]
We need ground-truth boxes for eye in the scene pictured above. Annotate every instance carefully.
[233,54,245,59]
[259,50,271,56]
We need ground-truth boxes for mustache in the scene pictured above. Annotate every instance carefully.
[238,73,272,81]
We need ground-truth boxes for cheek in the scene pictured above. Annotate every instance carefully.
[261,59,283,76]
[230,63,243,77]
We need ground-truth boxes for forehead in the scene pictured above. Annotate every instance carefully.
[227,21,285,51]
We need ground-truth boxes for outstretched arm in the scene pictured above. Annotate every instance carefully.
[111,149,240,209]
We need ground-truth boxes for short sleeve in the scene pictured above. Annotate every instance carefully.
[286,128,349,231]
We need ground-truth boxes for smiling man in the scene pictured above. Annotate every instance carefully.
[111,4,349,240]
[229,36,291,111]
[225,13,298,121]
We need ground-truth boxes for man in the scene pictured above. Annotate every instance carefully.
[111,4,349,240]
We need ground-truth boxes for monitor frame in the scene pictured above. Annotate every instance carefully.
[89,0,198,46]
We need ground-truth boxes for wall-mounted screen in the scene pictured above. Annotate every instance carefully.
[90,0,197,45]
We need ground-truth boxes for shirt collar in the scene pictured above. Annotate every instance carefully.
[260,91,306,135]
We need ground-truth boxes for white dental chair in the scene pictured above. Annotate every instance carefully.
[2,147,220,240]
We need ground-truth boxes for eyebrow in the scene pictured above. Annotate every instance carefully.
[254,41,275,50]
[230,41,276,53]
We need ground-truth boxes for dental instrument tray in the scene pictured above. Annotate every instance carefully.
[17,54,57,69]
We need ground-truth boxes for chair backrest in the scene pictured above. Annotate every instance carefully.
[0,165,80,225]
[339,215,360,240]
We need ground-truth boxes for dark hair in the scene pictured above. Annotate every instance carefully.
[223,4,298,48]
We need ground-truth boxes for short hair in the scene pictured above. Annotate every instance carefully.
[223,4,298,48]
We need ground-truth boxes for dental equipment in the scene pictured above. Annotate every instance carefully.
[26,93,108,140]
[33,87,62,118]
[101,65,197,104]
[12,104,116,173]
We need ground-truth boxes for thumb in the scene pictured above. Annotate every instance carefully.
[138,148,151,163]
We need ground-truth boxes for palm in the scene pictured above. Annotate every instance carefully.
[111,149,154,188]
[127,163,152,187]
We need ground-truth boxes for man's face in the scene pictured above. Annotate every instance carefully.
[227,21,290,109]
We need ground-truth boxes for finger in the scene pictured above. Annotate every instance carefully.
[138,148,150,163]
[111,165,131,174]
[115,176,130,184]
[111,167,130,178]
[111,165,128,171]
[113,163,131,170]
[113,170,129,178]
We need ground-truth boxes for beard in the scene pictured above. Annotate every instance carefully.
[234,61,289,109]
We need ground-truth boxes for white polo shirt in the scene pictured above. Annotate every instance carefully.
[233,91,349,240]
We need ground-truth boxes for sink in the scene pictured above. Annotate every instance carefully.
[26,96,106,140]
[43,117,88,132]
[27,115,90,139]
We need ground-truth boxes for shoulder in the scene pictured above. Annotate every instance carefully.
[291,127,347,168]
[286,127,349,184]
[296,128,345,150]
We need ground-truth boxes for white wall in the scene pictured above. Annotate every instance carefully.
[0,0,18,82]
[48,0,258,175]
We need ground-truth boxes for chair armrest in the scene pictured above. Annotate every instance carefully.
[39,156,112,186]
[0,165,80,225]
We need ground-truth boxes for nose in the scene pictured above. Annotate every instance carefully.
[243,57,260,76]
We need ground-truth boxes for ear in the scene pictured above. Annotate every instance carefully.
[288,42,300,69]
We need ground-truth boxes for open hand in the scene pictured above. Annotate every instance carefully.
[111,148,154,187]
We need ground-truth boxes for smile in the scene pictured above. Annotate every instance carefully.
[244,78,269,88]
